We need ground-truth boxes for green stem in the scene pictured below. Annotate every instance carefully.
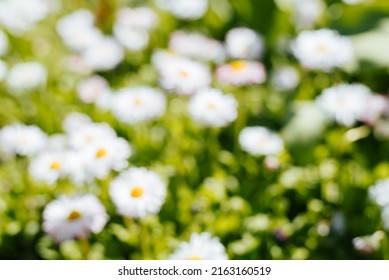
[139,219,151,259]
[79,237,90,260]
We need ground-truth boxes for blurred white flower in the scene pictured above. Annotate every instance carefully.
[57,9,103,52]
[29,151,67,185]
[68,122,117,149]
[77,75,111,105]
[170,232,227,260]
[169,31,225,63]
[374,119,389,140]
[47,134,68,151]
[343,0,369,5]
[113,7,158,52]
[188,88,238,127]
[225,27,264,60]
[159,57,211,95]
[111,86,166,124]
[43,194,108,242]
[157,0,208,20]
[84,137,132,179]
[271,66,300,91]
[0,29,8,56]
[7,62,47,92]
[152,49,181,70]
[239,126,284,156]
[116,7,158,30]
[0,124,48,157]
[359,95,389,126]
[82,37,124,71]
[316,83,372,127]
[369,178,389,208]
[0,0,50,35]
[216,60,266,86]
[113,25,149,52]
[291,0,325,28]
[62,112,92,134]
[65,54,93,75]
[0,59,7,81]
[62,150,93,185]
[292,29,354,71]
[109,167,167,218]
[381,206,389,231]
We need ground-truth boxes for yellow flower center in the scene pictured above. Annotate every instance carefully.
[50,161,61,170]
[67,210,82,221]
[131,186,144,198]
[96,148,107,158]
[230,60,247,71]
[188,256,202,260]
[207,102,216,109]
[318,45,328,53]
[179,70,189,78]
[134,98,142,106]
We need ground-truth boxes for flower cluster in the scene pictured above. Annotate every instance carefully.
[0,0,388,261]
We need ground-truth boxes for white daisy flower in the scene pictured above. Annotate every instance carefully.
[47,134,68,151]
[188,88,238,127]
[271,66,300,91]
[291,0,325,29]
[170,232,227,260]
[68,122,117,149]
[113,25,149,52]
[0,124,48,157]
[42,194,108,242]
[369,178,389,208]
[225,27,264,60]
[359,95,389,126]
[57,9,103,52]
[157,0,208,20]
[239,126,284,156]
[169,31,225,63]
[159,57,211,95]
[77,75,111,105]
[292,29,354,71]
[109,167,167,218]
[216,60,266,86]
[29,151,67,185]
[62,150,94,185]
[152,49,181,71]
[316,83,372,127]
[0,59,8,81]
[64,54,93,75]
[7,62,47,92]
[0,29,8,56]
[82,37,124,71]
[111,86,167,124]
[62,112,92,134]
[115,7,158,30]
[0,0,50,35]
[84,137,132,179]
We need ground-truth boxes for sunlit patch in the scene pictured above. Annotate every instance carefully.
[50,161,61,170]
[230,60,247,71]
[131,186,144,198]
[67,210,82,221]
[96,148,107,158]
